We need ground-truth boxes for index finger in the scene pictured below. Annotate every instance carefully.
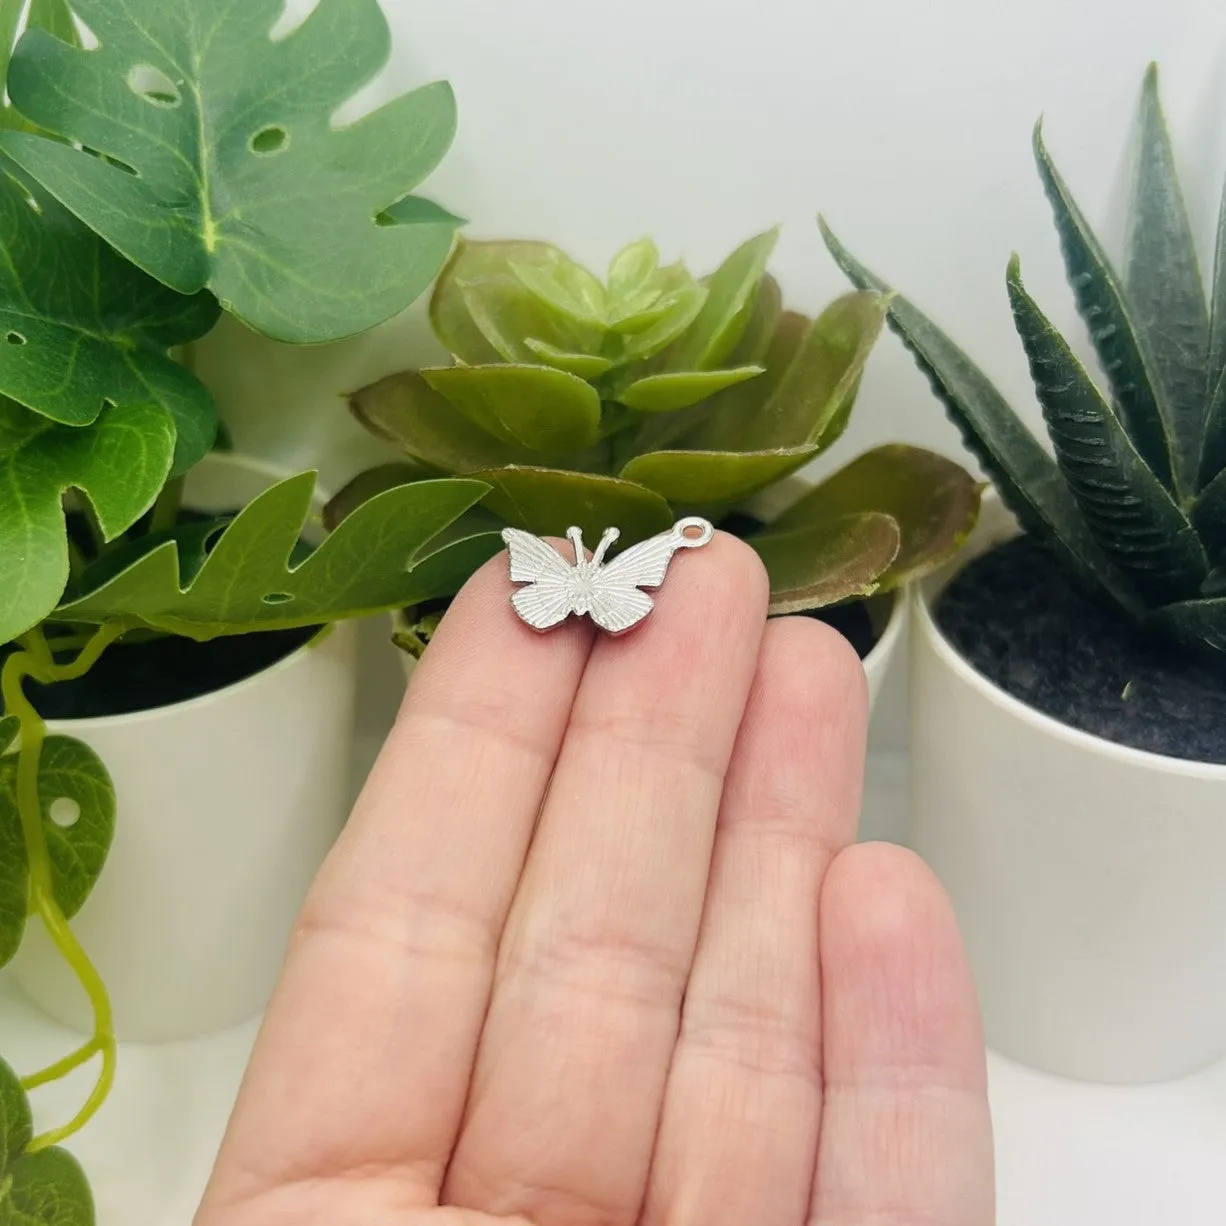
[197,552,595,1222]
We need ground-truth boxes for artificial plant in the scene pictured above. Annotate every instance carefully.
[822,64,1226,662]
[331,228,982,653]
[0,1,487,1219]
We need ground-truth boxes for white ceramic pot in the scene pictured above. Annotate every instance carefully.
[909,494,1226,1084]
[11,454,359,1042]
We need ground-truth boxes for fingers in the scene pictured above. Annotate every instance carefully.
[444,533,769,1226]
[197,551,595,1221]
[810,843,995,1226]
[639,618,869,1226]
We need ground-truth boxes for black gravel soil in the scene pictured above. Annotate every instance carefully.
[937,535,1226,765]
[8,625,319,721]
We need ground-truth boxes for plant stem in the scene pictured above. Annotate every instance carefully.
[66,536,87,583]
[1,622,125,1149]
[20,1036,101,1091]
[150,475,185,534]
[80,502,109,560]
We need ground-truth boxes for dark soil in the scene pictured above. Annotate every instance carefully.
[937,535,1226,765]
[7,626,318,720]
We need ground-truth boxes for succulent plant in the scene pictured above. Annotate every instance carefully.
[822,65,1226,663]
[332,228,981,649]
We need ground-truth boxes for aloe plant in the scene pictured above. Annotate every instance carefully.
[0,2,483,1218]
[332,229,982,652]
[822,64,1226,663]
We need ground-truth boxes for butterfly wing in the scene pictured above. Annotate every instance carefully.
[596,533,681,590]
[502,528,577,631]
[588,585,654,635]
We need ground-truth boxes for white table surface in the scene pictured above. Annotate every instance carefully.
[3,624,1224,1224]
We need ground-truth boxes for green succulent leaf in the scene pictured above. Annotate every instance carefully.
[1033,122,1178,495]
[619,445,818,506]
[1123,64,1209,493]
[665,227,779,371]
[771,444,982,591]
[820,218,1145,618]
[616,366,763,413]
[349,372,548,475]
[0,731,115,969]
[1147,595,1226,658]
[509,252,606,329]
[1008,256,1206,604]
[2,1143,95,1225]
[0,0,459,343]
[422,364,602,452]
[472,466,673,546]
[1193,465,1226,565]
[0,399,176,644]
[751,512,901,614]
[522,339,614,379]
[615,272,706,364]
[0,1055,33,1170]
[0,172,217,470]
[726,274,784,367]
[56,474,489,639]
[753,290,889,451]
[607,237,659,306]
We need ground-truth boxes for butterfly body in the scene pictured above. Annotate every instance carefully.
[501,518,714,635]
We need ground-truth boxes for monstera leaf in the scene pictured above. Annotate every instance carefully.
[0,173,218,471]
[0,0,459,343]
[0,398,176,644]
[56,473,490,638]
[0,730,116,969]
[0,1058,94,1225]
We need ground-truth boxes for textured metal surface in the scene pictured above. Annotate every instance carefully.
[501,517,715,634]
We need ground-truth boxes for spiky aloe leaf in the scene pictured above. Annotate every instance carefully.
[1123,64,1209,494]
[1033,122,1178,496]
[1008,256,1206,605]
[820,218,1144,617]
[1202,177,1226,488]
[1194,465,1226,564]
[1147,596,1226,659]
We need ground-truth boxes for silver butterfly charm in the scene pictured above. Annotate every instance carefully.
[501,517,715,635]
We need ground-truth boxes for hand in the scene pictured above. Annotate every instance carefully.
[195,533,994,1226]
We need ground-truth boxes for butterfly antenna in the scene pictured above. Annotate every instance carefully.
[592,528,620,565]
[566,526,586,563]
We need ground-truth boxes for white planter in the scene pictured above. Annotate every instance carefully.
[909,495,1226,1083]
[11,454,359,1042]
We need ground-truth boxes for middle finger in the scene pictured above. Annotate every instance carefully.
[444,533,768,1226]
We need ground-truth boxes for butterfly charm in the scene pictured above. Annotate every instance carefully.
[501,517,715,635]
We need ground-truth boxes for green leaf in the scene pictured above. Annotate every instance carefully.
[349,372,544,474]
[1147,595,1226,659]
[820,217,1146,618]
[3,1144,95,1225]
[771,444,982,590]
[1008,255,1206,604]
[471,466,673,545]
[422,364,602,452]
[615,272,706,364]
[726,274,783,367]
[1202,179,1226,488]
[1122,65,1209,494]
[607,237,659,304]
[665,227,779,371]
[0,716,15,753]
[0,399,176,644]
[0,0,23,98]
[0,731,115,969]
[56,473,489,639]
[0,173,217,471]
[26,0,80,46]
[522,338,614,379]
[322,461,432,533]
[619,445,818,506]
[0,0,459,344]
[616,366,763,413]
[751,512,901,614]
[0,1056,32,1171]
[1034,122,1179,495]
[755,290,889,450]
[509,252,606,329]
[1193,465,1226,565]
[394,528,504,605]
